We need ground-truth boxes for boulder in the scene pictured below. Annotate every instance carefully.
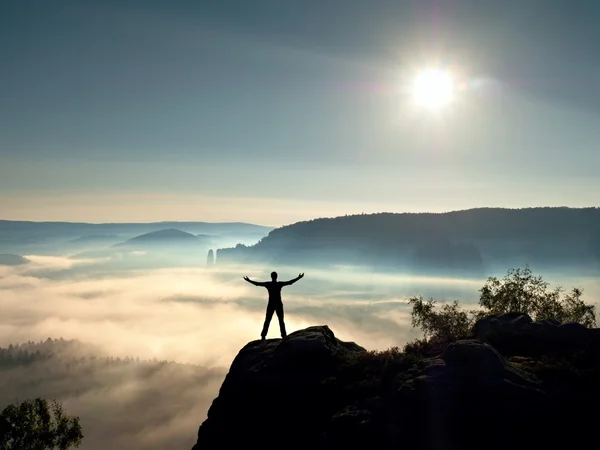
[473,313,600,357]
[192,326,365,450]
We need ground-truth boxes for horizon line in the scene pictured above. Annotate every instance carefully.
[1,205,599,227]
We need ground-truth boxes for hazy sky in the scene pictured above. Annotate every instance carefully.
[1,0,599,225]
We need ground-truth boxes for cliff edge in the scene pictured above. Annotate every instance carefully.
[191,318,600,450]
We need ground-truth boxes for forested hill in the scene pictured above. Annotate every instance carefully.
[215,207,600,273]
[263,207,600,242]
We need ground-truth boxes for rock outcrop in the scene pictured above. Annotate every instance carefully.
[473,312,600,357]
[191,323,600,450]
[193,326,364,450]
[206,249,214,266]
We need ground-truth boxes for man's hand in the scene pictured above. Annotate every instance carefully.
[298,273,304,279]
[244,276,265,287]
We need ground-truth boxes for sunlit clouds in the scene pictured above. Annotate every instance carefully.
[3,256,598,363]
[0,255,491,365]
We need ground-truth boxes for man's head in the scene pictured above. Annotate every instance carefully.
[271,271,277,280]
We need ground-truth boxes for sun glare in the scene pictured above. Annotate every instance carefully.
[411,69,454,109]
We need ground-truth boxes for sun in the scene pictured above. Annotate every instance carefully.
[410,69,454,109]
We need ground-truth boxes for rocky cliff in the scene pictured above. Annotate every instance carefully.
[191,318,600,450]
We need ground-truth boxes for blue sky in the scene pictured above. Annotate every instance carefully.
[1,0,599,225]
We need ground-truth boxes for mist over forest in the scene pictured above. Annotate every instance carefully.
[1,209,600,449]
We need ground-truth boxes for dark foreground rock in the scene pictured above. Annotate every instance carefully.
[192,326,364,450]
[191,324,600,450]
[473,312,600,356]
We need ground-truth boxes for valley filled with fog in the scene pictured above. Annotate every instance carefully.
[2,257,599,449]
[1,214,600,449]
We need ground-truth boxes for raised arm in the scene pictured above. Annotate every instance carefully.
[281,273,304,286]
[243,276,266,287]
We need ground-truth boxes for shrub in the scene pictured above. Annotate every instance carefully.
[402,337,455,359]
[407,297,482,342]
[407,265,596,349]
[479,265,595,327]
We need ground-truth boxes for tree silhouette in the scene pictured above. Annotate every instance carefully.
[408,265,596,345]
[480,265,595,326]
[0,398,83,450]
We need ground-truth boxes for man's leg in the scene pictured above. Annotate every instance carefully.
[275,303,287,338]
[261,303,275,339]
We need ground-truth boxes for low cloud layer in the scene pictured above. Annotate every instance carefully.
[0,257,488,363]
[0,350,225,450]
[1,256,598,449]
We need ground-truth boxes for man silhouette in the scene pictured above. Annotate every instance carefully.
[243,271,304,340]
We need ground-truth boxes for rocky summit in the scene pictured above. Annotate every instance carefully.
[191,319,600,450]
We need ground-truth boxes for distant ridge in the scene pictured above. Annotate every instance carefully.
[68,234,121,243]
[0,219,273,228]
[0,254,30,266]
[113,228,202,247]
[214,207,600,273]
[0,220,274,243]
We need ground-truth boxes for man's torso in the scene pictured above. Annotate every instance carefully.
[264,281,285,302]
